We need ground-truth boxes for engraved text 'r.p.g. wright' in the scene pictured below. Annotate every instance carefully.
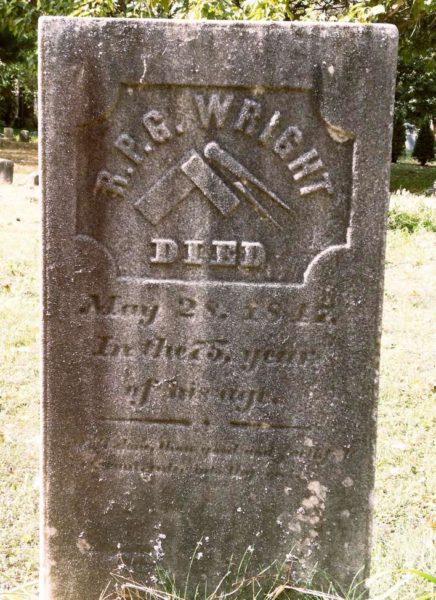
[94,92,333,227]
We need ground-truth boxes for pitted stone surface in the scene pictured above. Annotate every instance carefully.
[40,17,397,599]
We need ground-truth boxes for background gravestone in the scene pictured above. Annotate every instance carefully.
[19,129,30,142]
[28,171,39,186]
[3,127,14,140]
[40,17,397,599]
[0,158,14,184]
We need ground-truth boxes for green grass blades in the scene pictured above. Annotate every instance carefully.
[100,557,367,600]
[390,160,436,195]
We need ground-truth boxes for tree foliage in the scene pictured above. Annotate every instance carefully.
[1,0,435,47]
[391,112,405,163]
[0,25,38,126]
[396,54,436,123]
[0,0,435,127]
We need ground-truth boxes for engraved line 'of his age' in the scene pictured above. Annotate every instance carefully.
[125,378,284,412]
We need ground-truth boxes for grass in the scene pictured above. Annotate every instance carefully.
[370,191,435,599]
[0,146,40,599]
[100,556,369,600]
[0,141,38,174]
[390,157,436,195]
[98,544,372,600]
[0,130,38,144]
[388,191,436,233]
[98,554,436,600]
[0,148,435,599]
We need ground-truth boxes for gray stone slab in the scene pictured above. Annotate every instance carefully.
[40,17,397,599]
[3,127,14,140]
[19,129,30,142]
[28,171,39,186]
[0,158,14,184]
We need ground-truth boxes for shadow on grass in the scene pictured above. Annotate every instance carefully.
[390,161,436,194]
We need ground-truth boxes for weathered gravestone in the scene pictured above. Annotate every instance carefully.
[28,171,39,187]
[0,158,14,184]
[3,127,14,140]
[40,17,397,599]
[19,129,30,142]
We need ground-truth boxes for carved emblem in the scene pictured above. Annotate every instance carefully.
[77,84,354,284]
[136,143,294,229]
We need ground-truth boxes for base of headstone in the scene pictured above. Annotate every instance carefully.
[0,159,14,184]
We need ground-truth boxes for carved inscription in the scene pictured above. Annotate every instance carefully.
[95,94,333,205]
[126,379,282,411]
[78,286,338,481]
[89,431,353,482]
[80,84,354,283]
[77,84,350,508]
[92,333,318,372]
[42,18,397,598]
[78,287,337,325]
[150,239,266,268]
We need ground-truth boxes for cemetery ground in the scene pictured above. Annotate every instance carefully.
[0,144,434,599]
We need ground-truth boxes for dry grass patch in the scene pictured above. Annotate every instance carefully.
[0,143,38,175]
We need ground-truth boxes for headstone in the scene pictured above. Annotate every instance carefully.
[3,127,14,140]
[28,171,39,186]
[425,181,436,196]
[0,158,14,184]
[405,122,417,153]
[40,17,398,599]
[19,129,30,142]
